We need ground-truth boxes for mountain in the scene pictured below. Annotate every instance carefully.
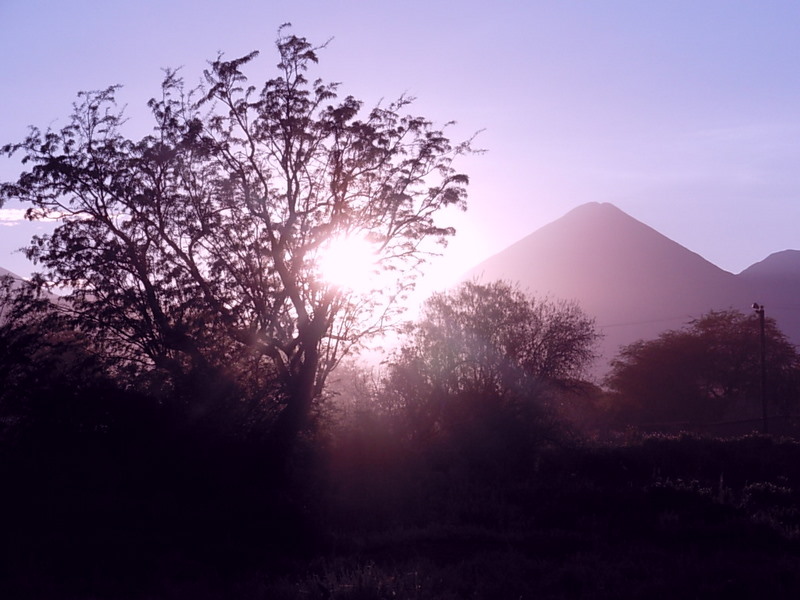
[0,266,24,280]
[740,250,800,280]
[0,266,27,322]
[0,265,62,307]
[464,202,790,376]
[738,250,800,353]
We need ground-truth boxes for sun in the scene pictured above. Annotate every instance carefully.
[318,234,379,292]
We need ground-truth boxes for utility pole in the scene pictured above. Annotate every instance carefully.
[752,303,767,434]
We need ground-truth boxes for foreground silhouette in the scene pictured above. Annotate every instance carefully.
[0,27,475,456]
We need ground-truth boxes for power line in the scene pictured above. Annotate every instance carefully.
[599,304,800,329]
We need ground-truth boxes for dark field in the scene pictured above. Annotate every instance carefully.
[4,429,800,599]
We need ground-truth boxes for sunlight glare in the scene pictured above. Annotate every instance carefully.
[318,234,379,292]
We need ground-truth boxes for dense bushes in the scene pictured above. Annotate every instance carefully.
[5,275,800,597]
[606,310,800,426]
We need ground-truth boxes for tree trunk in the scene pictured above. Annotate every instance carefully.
[270,345,320,461]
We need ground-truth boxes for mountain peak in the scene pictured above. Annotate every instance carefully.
[467,202,733,305]
[463,202,745,373]
[548,202,644,231]
[562,201,626,217]
[740,249,800,279]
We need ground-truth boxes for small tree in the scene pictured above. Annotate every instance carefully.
[385,280,600,442]
[605,309,800,425]
[1,28,475,447]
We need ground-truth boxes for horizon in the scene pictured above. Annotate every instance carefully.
[1,200,798,284]
[0,201,800,296]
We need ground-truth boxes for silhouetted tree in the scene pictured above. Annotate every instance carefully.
[605,309,800,425]
[385,280,600,443]
[0,28,474,448]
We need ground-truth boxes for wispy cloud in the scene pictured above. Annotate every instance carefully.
[0,208,28,226]
[0,207,77,226]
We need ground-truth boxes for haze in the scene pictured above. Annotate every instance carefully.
[2,1,800,287]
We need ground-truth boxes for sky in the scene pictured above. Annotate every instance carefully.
[2,0,800,293]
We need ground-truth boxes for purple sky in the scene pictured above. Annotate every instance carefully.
[3,1,800,292]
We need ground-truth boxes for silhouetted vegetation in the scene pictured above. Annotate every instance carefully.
[606,309,800,427]
[1,27,476,455]
[3,28,800,600]
[383,281,599,449]
[3,270,800,597]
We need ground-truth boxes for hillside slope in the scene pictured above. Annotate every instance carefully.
[464,203,782,375]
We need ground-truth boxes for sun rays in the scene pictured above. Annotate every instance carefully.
[317,234,380,293]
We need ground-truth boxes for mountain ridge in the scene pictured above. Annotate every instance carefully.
[739,249,800,279]
[463,202,800,375]
[0,266,23,280]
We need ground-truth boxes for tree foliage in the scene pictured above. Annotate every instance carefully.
[605,309,800,425]
[0,28,474,444]
[385,280,600,441]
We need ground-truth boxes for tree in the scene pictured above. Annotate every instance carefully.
[605,309,800,425]
[385,280,600,441]
[0,28,475,447]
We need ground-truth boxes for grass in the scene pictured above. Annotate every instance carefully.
[5,432,800,598]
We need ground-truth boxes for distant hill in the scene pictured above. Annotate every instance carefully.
[0,266,27,322]
[464,202,797,377]
[0,265,63,309]
[740,250,800,280]
[737,250,800,356]
[0,266,24,281]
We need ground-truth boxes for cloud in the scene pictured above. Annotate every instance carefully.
[0,207,77,226]
[0,208,28,226]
